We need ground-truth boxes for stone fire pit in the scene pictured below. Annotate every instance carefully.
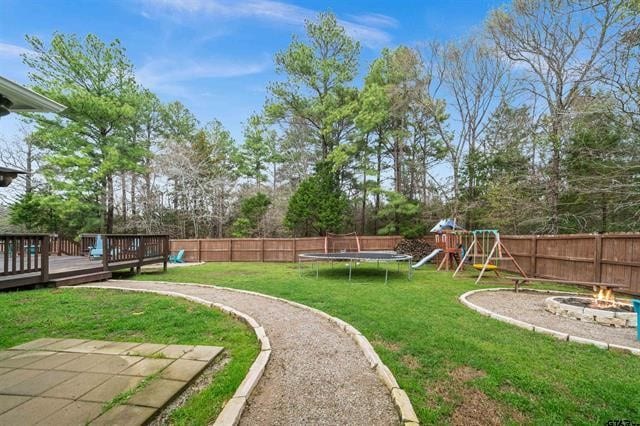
[545,296,637,328]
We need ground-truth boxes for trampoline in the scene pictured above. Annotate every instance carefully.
[298,251,413,283]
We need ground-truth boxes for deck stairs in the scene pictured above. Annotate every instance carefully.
[50,271,112,286]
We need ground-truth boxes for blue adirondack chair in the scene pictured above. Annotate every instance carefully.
[89,235,104,260]
[169,249,185,263]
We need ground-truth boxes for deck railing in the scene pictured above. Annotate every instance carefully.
[50,235,81,256]
[0,233,168,287]
[80,234,97,256]
[101,234,169,272]
[0,234,49,281]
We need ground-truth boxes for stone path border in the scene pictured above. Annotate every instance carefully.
[70,280,419,424]
[65,285,271,426]
[459,288,640,356]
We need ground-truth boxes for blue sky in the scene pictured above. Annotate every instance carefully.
[0,0,502,143]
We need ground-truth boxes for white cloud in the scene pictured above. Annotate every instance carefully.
[0,42,34,58]
[138,0,395,47]
[136,57,269,96]
[348,12,398,28]
[338,20,392,47]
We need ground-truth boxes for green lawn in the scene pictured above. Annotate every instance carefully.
[132,262,640,425]
[0,289,259,425]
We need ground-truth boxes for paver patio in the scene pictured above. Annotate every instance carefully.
[0,338,223,425]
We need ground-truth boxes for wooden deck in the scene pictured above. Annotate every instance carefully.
[0,255,167,290]
[1,234,169,290]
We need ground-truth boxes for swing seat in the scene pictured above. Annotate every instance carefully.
[473,263,498,271]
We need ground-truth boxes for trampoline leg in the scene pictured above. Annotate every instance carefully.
[385,266,389,284]
[316,261,319,279]
[349,260,352,281]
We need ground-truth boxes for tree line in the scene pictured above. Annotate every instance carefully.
[2,0,639,239]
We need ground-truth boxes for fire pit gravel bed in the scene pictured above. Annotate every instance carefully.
[466,289,640,350]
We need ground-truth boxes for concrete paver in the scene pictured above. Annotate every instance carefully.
[36,401,103,425]
[92,341,140,355]
[181,345,223,361]
[0,351,56,368]
[154,344,194,359]
[0,369,44,392]
[86,355,142,374]
[10,338,60,350]
[80,375,144,403]
[26,351,84,370]
[43,372,111,399]
[2,370,77,396]
[0,395,29,415]
[125,343,167,357]
[91,404,156,426]
[0,351,19,361]
[0,397,71,424]
[119,358,172,376]
[40,338,89,351]
[126,379,186,408]
[64,340,111,353]
[54,353,114,372]
[161,359,208,381]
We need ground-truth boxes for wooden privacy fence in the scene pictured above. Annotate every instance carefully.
[169,236,404,263]
[170,233,640,295]
[494,234,640,295]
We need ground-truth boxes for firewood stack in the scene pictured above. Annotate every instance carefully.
[394,238,434,259]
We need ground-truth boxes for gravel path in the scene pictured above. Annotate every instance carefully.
[467,290,639,349]
[79,280,399,425]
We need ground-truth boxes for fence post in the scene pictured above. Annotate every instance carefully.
[41,236,49,282]
[198,239,202,263]
[594,234,603,283]
[228,239,233,262]
[137,236,144,274]
[103,237,109,272]
[530,235,537,277]
[292,238,297,262]
[162,236,168,272]
[261,238,265,262]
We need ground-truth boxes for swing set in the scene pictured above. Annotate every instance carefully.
[453,229,528,284]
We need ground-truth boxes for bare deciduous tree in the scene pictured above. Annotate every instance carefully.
[424,36,510,218]
[486,0,636,232]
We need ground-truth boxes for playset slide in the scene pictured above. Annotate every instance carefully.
[411,248,443,269]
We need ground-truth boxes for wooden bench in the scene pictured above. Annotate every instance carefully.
[507,276,626,294]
